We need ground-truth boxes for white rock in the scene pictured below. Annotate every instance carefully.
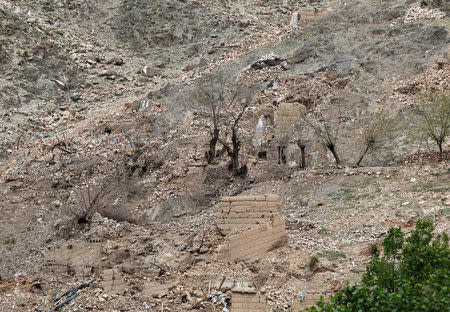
[289,12,299,25]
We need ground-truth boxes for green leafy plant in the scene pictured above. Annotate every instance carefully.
[317,250,346,262]
[318,227,332,236]
[308,255,319,269]
[3,235,16,251]
[42,5,55,12]
[307,220,449,312]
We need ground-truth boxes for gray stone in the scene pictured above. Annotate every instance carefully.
[290,12,299,25]
[141,65,159,77]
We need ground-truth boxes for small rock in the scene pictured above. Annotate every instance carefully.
[141,65,159,77]
[281,61,291,70]
[154,61,166,68]
[70,93,81,101]
[192,290,202,298]
[183,63,197,72]
[99,69,118,77]
[114,58,124,66]
[250,53,285,70]
[239,19,251,28]
[108,57,124,66]
[181,291,191,302]
[289,12,299,25]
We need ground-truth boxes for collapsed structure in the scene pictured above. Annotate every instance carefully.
[217,194,287,262]
[274,102,303,165]
[217,194,288,310]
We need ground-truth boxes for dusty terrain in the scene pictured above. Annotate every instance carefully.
[0,0,449,311]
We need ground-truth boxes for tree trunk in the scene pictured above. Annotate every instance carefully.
[231,127,240,171]
[327,144,340,165]
[355,145,370,167]
[207,129,219,163]
[438,142,443,161]
[299,145,306,169]
[278,146,286,164]
[296,140,306,169]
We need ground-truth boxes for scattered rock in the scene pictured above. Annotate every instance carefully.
[107,57,124,66]
[141,65,160,77]
[250,53,285,70]
[289,12,299,25]
[70,93,81,101]
[98,69,118,77]
[404,6,446,23]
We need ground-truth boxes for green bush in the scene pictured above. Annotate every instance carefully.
[307,220,449,312]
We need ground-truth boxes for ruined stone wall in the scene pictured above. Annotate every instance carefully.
[43,241,102,276]
[272,102,303,164]
[231,293,267,312]
[274,102,301,141]
[218,194,282,235]
[218,194,287,261]
[286,142,301,165]
[102,268,125,293]
[221,215,287,261]
[296,8,330,26]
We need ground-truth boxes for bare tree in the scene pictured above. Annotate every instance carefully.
[414,91,450,160]
[220,101,249,172]
[193,72,253,173]
[293,122,309,169]
[303,113,341,165]
[354,111,393,166]
[192,73,228,164]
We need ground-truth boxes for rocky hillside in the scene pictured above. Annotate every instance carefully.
[0,0,449,311]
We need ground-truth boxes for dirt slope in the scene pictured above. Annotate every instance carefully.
[0,0,449,311]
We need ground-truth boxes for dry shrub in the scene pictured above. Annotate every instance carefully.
[69,172,117,223]
[308,255,319,269]
[57,168,140,237]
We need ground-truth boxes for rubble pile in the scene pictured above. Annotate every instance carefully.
[394,60,450,97]
[403,6,447,23]
[2,158,448,311]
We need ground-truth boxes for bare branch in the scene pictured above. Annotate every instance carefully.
[414,91,450,159]
[301,111,341,165]
[354,110,393,166]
